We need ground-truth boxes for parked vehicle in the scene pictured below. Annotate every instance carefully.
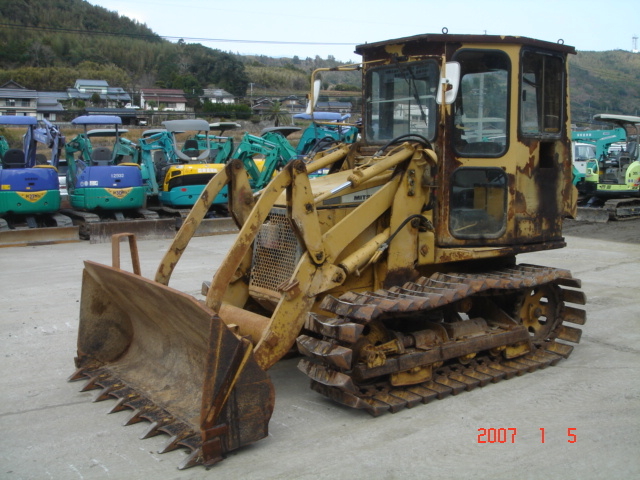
[577,114,640,220]
[152,119,229,210]
[293,112,359,157]
[571,126,626,194]
[64,115,160,239]
[0,116,76,244]
[71,33,585,469]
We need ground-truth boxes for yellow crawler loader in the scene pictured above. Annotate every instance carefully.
[70,32,586,469]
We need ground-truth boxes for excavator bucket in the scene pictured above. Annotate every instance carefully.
[70,258,274,469]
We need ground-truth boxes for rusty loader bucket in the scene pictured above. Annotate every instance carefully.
[70,163,276,469]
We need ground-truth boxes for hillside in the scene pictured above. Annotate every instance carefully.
[0,0,358,100]
[0,0,251,97]
[569,50,640,125]
[0,0,639,119]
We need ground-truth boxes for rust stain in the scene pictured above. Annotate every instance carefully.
[383,266,419,289]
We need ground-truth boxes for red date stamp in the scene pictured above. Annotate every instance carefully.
[477,428,577,443]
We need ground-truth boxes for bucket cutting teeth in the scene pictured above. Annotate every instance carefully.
[80,374,107,392]
[68,367,90,382]
[123,404,153,426]
[106,388,140,414]
[178,447,205,471]
[93,384,122,403]
[157,424,197,454]
[71,367,204,464]
[141,420,167,440]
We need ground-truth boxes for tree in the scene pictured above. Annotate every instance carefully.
[264,101,290,127]
[28,42,55,67]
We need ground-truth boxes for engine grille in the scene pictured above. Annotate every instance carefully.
[249,208,302,293]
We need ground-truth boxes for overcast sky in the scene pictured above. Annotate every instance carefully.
[89,0,639,62]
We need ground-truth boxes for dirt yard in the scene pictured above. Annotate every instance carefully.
[563,217,639,244]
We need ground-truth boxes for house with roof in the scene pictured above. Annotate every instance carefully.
[201,87,235,105]
[140,88,187,111]
[251,97,275,115]
[316,101,352,115]
[67,79,131,108]
[280,95,306,114]
[250,96,306,116]
[0,81,66,120]
[36,93,66,121]
[0,81,38,117]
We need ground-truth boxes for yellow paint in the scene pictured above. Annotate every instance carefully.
[106,187,132,199]
[385,44,404,56]
[17,191,46,203]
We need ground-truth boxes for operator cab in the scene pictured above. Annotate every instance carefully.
[355,33,576,249]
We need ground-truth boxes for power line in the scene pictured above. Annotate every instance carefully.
[0,23,358,46]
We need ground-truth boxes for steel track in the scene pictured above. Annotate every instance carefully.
[297,264,586,416]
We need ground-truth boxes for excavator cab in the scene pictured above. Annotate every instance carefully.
[71,33,586,469]
[155,119,230,209]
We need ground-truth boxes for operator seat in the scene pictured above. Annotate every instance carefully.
[2,149,27,169]
[182,139,200,158]
[91,147,112,166]
[154,150,169,184]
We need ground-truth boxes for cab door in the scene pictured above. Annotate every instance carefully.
[437,47,572,248]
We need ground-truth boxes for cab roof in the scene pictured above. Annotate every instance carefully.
[593,114,640,126]
[355,33,576,56]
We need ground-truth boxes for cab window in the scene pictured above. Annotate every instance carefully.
[520,50,565,137]
[449,167,507,239]
[452,50,510,157]
[365,61,440,143]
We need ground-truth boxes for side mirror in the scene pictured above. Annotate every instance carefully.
[436,62,460,105]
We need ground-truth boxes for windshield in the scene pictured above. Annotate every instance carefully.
[574,143,596,161]
[365,61,440,143]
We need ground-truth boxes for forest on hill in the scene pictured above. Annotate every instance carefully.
[569,49,640,125]
[0,0,359,99]
[0,0,251,97]
[0,0,638,120]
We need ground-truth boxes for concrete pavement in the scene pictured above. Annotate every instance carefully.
[1,227,638,479]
